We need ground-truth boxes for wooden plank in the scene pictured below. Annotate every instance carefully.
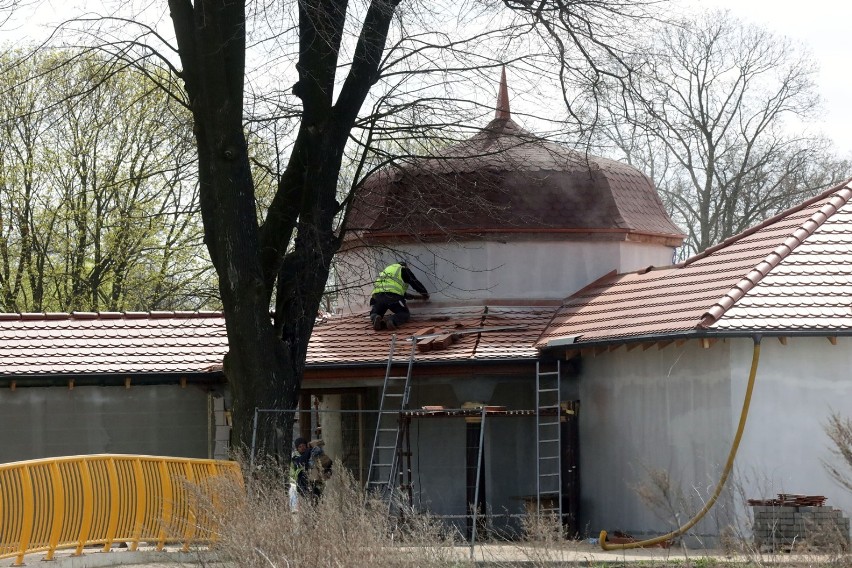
[415,327,440,352]
[429,332,458,351]
[413,326,436,338]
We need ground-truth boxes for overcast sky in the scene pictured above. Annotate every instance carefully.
[686,0,852,157]
[7,0,852,158]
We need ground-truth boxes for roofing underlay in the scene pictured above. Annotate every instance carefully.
[308,305,555,366]
[3,179,852,376]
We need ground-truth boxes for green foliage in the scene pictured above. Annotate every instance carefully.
[0,48,218,312]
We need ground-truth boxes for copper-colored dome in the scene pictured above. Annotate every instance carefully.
[348,72,683,245]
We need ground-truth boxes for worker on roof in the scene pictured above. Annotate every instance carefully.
[370,261,429,331]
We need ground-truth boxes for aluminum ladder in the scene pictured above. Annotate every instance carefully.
[365,334,417,500]
[535,360,562,523]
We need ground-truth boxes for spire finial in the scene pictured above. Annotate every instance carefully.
[495,67,510,120]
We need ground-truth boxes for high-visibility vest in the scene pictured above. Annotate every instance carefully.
[372,263,408,296]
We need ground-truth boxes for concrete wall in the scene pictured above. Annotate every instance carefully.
[731,337,852,522]
[402,373,543,536]
[578,336,852,545]
[578,341,735,543]
[337,240,676,311]
[0,384,211,463]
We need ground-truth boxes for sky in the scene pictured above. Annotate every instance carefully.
[6,0,852,157]
[685,0,852,157]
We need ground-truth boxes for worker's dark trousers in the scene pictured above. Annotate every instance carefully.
[370,293,410,326]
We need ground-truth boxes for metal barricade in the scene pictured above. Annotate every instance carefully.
[0,454,241,566]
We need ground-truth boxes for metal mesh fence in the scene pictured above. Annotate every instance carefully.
[250,402,579,541]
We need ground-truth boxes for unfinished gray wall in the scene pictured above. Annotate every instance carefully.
[405,374,543,536]
[337,240,676,311]
[0,384,210,463]
[579,337,852,547]
[731,337,852,524]
[578,341,735,545]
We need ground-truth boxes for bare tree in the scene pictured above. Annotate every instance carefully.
[824,412,852,493]
[597,11,850,256]
[163,0,667,451]
[34,0,662,451]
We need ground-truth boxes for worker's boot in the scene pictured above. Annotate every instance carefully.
[371,314,385,331]
[384,315,398,330]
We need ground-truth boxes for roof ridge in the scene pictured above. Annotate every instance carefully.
[680,177,852,268]
[0,311,224,321]
[697,185,852,329]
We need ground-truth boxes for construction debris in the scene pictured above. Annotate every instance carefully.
[748,494,827,507]
[411,324,528,352]
[750,498,850,552]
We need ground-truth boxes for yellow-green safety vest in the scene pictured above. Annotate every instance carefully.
[372,263,408,296]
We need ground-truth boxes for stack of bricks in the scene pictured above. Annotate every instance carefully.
[751,502,850,551]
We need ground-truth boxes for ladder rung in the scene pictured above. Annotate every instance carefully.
[375,445,397,451]
[537,371,559,376]
[538,438,560,444]
[384,393,404,398]
[538,456,559,461]
[371,463,393,468]
[538,419,560,425]
[539,472,560,478]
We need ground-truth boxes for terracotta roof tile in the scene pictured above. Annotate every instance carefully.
[538,181,852,345]
[307,305,554,365]
[7,181,852,373]
[0,312,228,376]
[348,118,683,242]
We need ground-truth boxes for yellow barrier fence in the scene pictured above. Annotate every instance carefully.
[0,454,242,566]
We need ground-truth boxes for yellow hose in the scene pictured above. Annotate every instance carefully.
[599,335,762,550]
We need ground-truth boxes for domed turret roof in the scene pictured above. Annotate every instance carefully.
[347,70,683,245]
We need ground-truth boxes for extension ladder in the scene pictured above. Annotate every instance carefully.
[535,359,562,522]
[365,334,417,500]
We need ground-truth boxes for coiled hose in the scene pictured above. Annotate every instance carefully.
[599,334,762,550]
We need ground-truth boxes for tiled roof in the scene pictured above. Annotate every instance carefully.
[0,306,554,377]
[347,117,683,242]
[307,305,556,365]
[537,182,852,346]
[9,178,852,376]
[0,312,227,376]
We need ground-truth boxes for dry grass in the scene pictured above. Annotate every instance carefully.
[184,456,852,568]
[202,463,460,568]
